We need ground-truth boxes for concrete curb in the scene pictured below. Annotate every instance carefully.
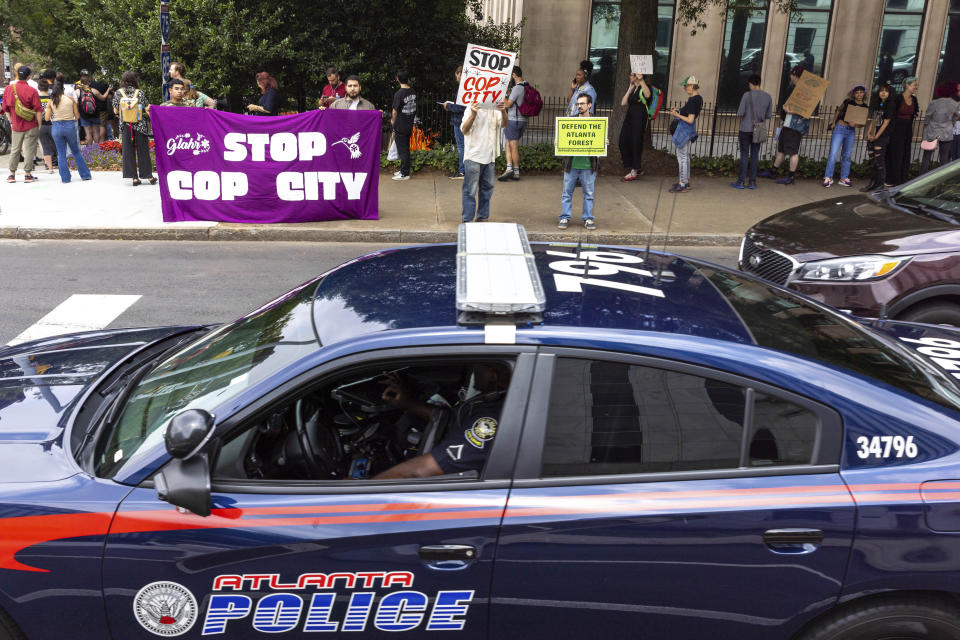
[0,226,744,246]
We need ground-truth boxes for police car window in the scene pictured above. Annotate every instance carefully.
[697,265,960,414]
[213,359,513,482]
[541,359,745,477]
[749,393,817,467]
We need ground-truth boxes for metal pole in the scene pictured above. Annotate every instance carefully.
[160,1,171,101]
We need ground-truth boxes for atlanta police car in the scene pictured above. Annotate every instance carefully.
[4,224,960,640]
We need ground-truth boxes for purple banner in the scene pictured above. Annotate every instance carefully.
[151,106,381,223]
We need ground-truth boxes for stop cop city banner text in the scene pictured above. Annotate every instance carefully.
[151,106,381,223]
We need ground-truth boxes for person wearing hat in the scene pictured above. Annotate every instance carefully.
[759,65,809,185]
[822,84,869,187]
[886,77,919,186]
[667,75,702,193]
[1,65,43,183]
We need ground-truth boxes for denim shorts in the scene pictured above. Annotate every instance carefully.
[505,119,527,141]
[79,115,100,127]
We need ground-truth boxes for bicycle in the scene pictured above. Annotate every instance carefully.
[0,112,11,156]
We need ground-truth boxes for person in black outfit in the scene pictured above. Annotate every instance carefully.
[618,72,651,181]
[391,70,417,180]
[247,71,281,116]
[862,84,896,192]
[885,77,919,186]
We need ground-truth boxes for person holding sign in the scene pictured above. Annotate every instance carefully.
[460,100,507,222]
[566,60,597,116]
[758,65,808,185]
[822,85,869,188]
[618,72,651,182]
[558,94,601,230]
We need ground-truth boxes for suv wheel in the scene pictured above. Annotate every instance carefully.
[898,301,960,326]
[796,595,960,640]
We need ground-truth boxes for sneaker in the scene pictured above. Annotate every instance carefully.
[676,183,691,193]
[757,169,776,179]
[859,182,878,193]
[730,181,745,189]
[747,182,757,190]
[822,177,833,187]
[392,174,410,181]
[23,174,38,183]
[511,171,519,181]
[621,172,638,182]
[838,178,852,187]
[776,175,795,185]
[584,219,596,230]
[6,174,15,183]
[393,170,401,176]
[668,182,681,193]
[557,218,569,230]
[449,172,464,180]
[497,168,514,182]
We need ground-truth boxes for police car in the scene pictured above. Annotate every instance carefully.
[3,223,960,640]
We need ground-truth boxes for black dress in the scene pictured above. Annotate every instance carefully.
[619,87,649,172]
[885,93,918,185]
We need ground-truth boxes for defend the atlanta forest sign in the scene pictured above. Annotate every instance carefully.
[456,43,517,108]
[150,107,381,223]
[554,117,608,156]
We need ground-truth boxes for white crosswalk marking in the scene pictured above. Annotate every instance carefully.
[8,294,142,346]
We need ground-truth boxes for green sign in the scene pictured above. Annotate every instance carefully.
[555,117,608,156]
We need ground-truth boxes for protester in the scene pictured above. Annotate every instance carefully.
[758,65,808,185]
[862,83,895,192]
[460,101,507,222]
[566,60,597,116]
[330,76,376,110]
[558,93,600,230]
[731,74,771,190]
[37,78,56,174]
[169,61,216,108]
[886,77,919,186]
[919,81,957,174]
[247,72,281,116]
[76,69,102,144]
[319,66,347,109]
[823,84,869,187]
[45,81,91,184]
[12,63,39,90]
[2,65,42,183]
[160,78,190,106]
[113,70,155,186]
[618,72,651,182]
[499,66,527,182]
[667,75,702,193]
[443,65,467,179]
[89,71,113,142]
[391,69,417,181]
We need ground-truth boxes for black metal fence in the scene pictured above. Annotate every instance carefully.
[413,94,931,163]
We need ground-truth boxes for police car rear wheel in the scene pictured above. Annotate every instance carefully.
[798,595,960,640]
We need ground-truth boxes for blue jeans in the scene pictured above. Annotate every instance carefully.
[560,168,596,221]
[452,125,464,174]
[52,120,91,183]
[738,131,760,184]
[825,124,855,180]
[462,159,495,222]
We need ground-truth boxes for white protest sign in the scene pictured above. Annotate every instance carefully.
[456,43,517,108]
[630,55,654,75]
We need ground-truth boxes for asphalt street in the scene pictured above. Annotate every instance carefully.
[0,240,738,345]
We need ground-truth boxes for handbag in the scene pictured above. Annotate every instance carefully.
[749,90,766,145]
[920,138,938,151]
[11,84,36,121]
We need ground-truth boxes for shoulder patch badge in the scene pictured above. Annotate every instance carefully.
[465,417,498,449]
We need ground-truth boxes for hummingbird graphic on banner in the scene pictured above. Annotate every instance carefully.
[332,132,362,159]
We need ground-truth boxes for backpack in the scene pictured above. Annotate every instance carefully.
[645,86,664,120]
[79,87,97,116]
[517,81,543,117]
[118,88,142,123]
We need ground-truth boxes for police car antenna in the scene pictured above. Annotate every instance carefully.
[643,178,665,263]
[655,187,678,285]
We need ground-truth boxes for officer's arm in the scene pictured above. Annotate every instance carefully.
[374,452,444,479]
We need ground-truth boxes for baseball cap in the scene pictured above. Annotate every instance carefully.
[679,75,698,86]
[17,66,31,80]
[80,68,89,75]
[851,84,867,92]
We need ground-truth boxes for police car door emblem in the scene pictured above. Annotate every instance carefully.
[133,581,198,636]
[465,418,497,448]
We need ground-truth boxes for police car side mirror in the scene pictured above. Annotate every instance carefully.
[165,409,215,459]
[155,409,216,517]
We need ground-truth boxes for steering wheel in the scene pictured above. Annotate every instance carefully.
[295,398,342,477]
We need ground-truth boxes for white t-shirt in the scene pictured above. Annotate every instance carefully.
[63,83,78,100]
[349,99,359,110]
[461,108,503,165]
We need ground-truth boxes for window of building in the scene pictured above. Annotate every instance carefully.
[718,0,770,108]
[937,0,960,84]
[588,1,676,107]
[779,0,833,106]
[873,0,927,92]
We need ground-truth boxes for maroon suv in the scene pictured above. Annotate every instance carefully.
[740,160,960,324]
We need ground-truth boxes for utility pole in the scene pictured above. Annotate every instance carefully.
[160,1,171,101]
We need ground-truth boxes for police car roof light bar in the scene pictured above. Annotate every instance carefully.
[456,222,546,325]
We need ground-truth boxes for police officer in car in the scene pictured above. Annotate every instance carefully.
[374,363,509,479]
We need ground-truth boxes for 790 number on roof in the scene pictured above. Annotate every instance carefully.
[545,250,666,298]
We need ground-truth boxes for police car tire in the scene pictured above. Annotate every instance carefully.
[797,595,960,640]
[898,301,960,327]
[0,606,27,640]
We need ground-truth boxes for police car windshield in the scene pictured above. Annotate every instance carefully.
[698,265,960,412]
[96,279,321,478]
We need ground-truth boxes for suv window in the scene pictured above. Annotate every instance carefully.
[541,358,821,478]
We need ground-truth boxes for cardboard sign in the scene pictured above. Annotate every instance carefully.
[456,43,517,108]
[784,70,830,119]
[630,55,654,75]
[555,117,608,156]
[844,104,869,126]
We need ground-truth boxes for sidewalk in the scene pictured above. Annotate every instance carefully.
[0,169,835,245]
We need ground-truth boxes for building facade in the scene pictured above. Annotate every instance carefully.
[484,0,960,109]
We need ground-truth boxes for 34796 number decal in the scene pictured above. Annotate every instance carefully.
[855,435,918,459]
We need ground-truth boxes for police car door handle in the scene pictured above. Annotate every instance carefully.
[763,528,823,554]
[418,544,477,562]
